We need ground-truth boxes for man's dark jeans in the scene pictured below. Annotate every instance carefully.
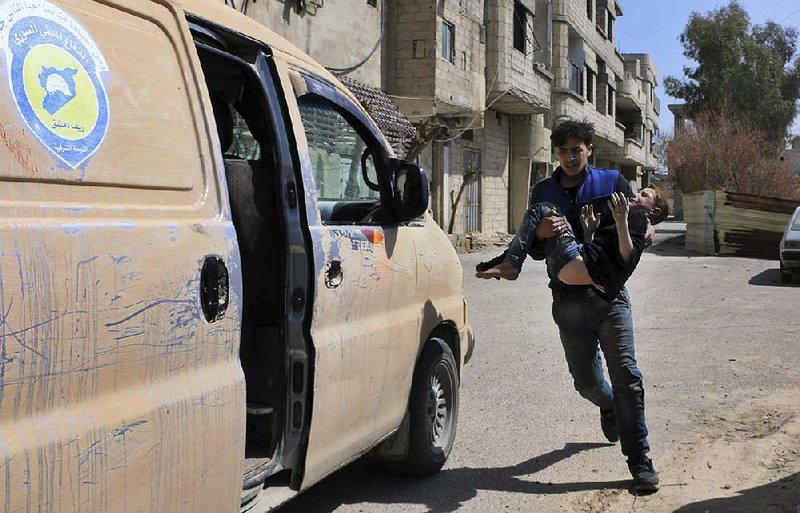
[551,287,650,459]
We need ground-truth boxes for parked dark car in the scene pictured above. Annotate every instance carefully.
[779,206,800,283]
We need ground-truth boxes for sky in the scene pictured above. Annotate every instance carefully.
[615,0,800,137]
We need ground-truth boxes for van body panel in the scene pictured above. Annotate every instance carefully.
[276,66,469,489]
[0,0,245,510]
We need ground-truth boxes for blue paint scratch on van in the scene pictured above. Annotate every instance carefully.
[63,224,87,234]
[108,254,130,265]
[104,298,193,328]
[111,419,148,437]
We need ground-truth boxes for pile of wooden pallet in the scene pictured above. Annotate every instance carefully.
[683,190,798,259]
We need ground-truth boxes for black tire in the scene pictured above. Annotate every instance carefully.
[397,338,459,476]
[780,262,792,283]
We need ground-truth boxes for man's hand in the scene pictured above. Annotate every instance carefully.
[535,209,567,239]
[580,205,600,241]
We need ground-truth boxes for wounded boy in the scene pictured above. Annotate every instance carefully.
[476,186,669,301]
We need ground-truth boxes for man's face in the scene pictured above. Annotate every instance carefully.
[555,136,592,176]
[630,187,658,212]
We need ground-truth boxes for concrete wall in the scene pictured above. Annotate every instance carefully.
[435,0,486,112]
[481,112,511,234]
[241,1,384,86]
[385,0,437,99]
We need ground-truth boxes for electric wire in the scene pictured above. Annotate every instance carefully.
[325,0,385,74]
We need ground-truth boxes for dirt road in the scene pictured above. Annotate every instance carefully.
[278,222,800,513]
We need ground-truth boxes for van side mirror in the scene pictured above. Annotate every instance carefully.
[389,159,429,223]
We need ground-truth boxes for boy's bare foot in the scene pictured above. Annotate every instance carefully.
[475,260,520,280]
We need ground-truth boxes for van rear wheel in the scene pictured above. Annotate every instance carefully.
[398,338,459,475]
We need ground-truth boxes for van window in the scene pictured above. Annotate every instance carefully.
[297,95,383,224]
[229,108,261,161]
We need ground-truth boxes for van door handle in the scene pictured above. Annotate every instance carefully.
[325,260,343,289]
[200,256,229,322]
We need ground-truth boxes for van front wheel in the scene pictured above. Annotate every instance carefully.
[400,338,459,475]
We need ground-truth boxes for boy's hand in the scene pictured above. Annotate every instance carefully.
[608,192,629,225]
[644,222,656,248]
[535,209,567,239]
[580,205,600,237]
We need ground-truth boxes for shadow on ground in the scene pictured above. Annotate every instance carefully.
[748,268,800,287]
[276,443,631,513]
[673,472,800,513]
[645,234,695,258]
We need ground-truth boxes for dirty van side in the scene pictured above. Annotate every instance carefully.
[1,0,474,511]
[0,0,245,511]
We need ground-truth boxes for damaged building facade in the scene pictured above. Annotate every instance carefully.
[225,0,660,236]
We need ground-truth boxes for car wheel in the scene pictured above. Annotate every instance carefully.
[780,262,792,283]
[398,337,459,476]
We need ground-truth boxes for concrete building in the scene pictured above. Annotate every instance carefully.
[226,0,660,236]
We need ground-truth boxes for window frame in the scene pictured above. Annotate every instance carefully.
[513,2,528,55]
[441,19,455,63]
[294,73,394,225]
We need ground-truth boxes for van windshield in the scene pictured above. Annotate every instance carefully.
[792,214,800,231]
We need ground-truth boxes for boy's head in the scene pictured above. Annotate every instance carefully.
[551,121,595,177]
[630,185,670,224]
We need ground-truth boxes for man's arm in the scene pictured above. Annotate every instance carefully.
[526,181,567,260]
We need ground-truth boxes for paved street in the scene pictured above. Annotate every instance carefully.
[278,222,800,513]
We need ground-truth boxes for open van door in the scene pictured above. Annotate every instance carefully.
[0,0,245,510]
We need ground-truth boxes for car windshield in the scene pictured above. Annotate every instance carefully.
[792,214,800,231]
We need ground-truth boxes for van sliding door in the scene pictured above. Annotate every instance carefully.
[0,1,244,511]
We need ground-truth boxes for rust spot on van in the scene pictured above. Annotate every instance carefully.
[0,125,40,175]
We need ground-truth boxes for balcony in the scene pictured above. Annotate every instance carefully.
[484,0,552,115]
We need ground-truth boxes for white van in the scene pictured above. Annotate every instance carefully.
[0,0,474,511]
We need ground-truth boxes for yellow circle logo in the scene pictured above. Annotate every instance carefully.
[22,44,100,141]
[1,0,110,170]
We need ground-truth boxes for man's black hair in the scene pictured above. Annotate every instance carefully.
[551,120,595,146]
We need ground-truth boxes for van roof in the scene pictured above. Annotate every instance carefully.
[174,0,342,90]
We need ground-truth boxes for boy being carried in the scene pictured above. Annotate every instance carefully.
[476,186,669,302]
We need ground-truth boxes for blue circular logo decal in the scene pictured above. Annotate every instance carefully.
[1,1,109,170]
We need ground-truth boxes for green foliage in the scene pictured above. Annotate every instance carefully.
[664,1,800,144]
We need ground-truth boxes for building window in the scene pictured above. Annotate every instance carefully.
[586,0,593,21]
[441,20,455,63]
[513,2,529,54]
[569,60,584,96]
[586,66,595,103]
[607,11,614,42]
[607,83,615,117]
